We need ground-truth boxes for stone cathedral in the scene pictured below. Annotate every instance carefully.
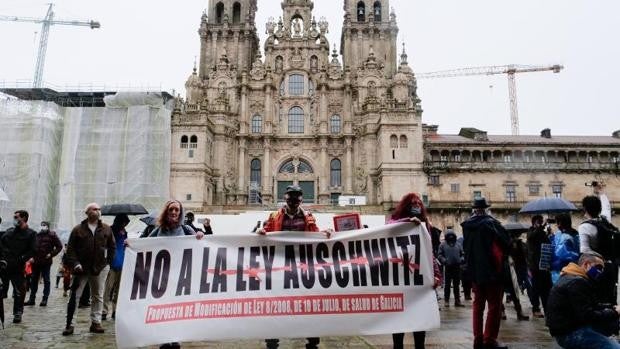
[171,0,423,211]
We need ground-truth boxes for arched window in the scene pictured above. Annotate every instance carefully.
[180,135,188,148]
[330,159,341,187]
[232,2,241,24]
[297,160,313,173]
[250,159,261,184]
[390,134,398,148]
[373,1,382,21]
[251,114,262,133]
[399,135,408,148]
[215,2,224,23]
[288,106,304,133]
[190,135,198,149]
[330,115,341,134]
[357,1,366,22]
[288,74,304,95]
[279,161,295,173]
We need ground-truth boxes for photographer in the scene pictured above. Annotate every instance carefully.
[546,252,620,348]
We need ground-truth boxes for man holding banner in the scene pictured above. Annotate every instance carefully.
[257,185,331,349]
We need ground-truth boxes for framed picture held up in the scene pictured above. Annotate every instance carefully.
[333,213,361,232]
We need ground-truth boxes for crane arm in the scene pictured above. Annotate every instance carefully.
[0,16,100,28]
[416,64,563,79]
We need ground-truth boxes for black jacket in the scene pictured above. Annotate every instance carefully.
[461,214,511,284]
[546,265,619,336]
[527,226,552,272]
[0,226,36,270]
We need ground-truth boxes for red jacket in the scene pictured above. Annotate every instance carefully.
[263,207,319,233]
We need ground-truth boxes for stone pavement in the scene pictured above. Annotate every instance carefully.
[1,284,559,349]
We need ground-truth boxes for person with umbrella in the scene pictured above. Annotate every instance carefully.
[102,214,130,321]
[527,215,554,318]
[62,202,115,336]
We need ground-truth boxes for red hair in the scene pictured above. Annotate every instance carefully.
[157,200,183,230]
[391,193,432,231]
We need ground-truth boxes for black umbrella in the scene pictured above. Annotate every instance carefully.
[504,222,529,234]
[139,212,158,226]
[101,203,148,216]
[519,197,578,214]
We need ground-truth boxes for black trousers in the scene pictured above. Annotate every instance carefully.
[265,337,320,349]
[392,331,426,349]
[530,269,552,313]
[444,265,461,303]
[597,261,618,305]
[0,267,26,316]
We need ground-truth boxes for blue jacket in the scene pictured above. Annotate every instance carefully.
[111,229,127,271]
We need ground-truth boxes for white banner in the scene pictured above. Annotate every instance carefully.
[115,223,440,348]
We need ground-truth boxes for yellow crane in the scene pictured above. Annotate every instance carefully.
[417,64,563,135]
[0,3,100,88]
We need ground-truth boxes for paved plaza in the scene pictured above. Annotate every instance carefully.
[1,281,558,348]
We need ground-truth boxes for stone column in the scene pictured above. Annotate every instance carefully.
[320,137,328,192]
[263,138,272,204]
[240,77,248,134]
[345,137,353,193]
[320,85,328,133]
[238,138,247,193]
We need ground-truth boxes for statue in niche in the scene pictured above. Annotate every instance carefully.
[275,56,283,74]
[368,81,377,97]
[218,82,227,98]
[310,56,318,73]
[292,17,303,37]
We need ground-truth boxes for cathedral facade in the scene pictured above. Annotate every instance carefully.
[171,0,424,211]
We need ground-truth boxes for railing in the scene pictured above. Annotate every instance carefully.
[423,160,620,172]
[0,79,169,93]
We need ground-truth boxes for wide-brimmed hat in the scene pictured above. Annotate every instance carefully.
[472,197,491,209]
[285,185,303,196]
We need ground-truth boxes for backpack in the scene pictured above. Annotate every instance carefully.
[584,217,620,262]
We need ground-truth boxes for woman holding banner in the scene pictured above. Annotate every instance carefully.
[148,199,204,349]
[388,193,441,349]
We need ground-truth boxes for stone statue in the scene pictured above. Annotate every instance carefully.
[292,18,302,37]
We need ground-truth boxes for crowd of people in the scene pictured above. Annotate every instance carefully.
[0,183,618,349]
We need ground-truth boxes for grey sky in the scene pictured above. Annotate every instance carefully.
[0,0,618,136]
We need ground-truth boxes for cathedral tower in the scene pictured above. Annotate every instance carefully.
[340,0,398,77]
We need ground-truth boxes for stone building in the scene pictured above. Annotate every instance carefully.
[423,126,620,228]
[170,0,619,227]
[171,0,424,211]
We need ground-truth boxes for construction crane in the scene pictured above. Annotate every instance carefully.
[0,3,100,88]
[416,64,563,135]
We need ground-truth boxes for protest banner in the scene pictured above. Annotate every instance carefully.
[115,222,439,348]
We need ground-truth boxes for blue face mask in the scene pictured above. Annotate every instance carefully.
[586,265,604,281]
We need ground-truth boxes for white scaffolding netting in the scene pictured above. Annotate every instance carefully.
[0,93,172,238]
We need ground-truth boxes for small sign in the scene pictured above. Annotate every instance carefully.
[539,243,553,271]
[333,213,362,232]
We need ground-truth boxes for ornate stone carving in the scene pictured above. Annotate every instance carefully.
[289,48,305,69]
[355,167,368,193]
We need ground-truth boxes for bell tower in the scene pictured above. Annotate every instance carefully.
[341,0,398,77]
[198,0,260,79]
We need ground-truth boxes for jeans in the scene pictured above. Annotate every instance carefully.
[29,263,52,300]
[65,265,110,326]
[555,326,620,349]
[472,282,504,346]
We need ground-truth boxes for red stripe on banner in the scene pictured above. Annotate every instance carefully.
[144,293,404,324]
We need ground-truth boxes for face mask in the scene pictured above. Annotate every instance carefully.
[586,265,604,281]
[13,218,20,227]
[41,226,48,231]
[410,207,422,217]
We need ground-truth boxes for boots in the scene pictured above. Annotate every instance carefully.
[39,298,48,306]
[89,322,105,333]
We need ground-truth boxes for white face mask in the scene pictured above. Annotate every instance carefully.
[40,225,49,231]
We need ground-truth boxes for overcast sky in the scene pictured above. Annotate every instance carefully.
[0,0,618,136]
